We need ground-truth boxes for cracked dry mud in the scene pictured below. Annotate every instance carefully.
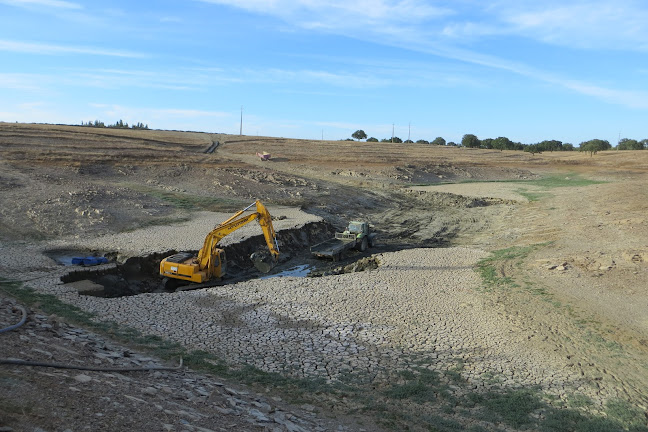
[1,123,648,431]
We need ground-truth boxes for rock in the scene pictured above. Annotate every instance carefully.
[252,400,272,413]
[247,408,271,422]
[214,406,235,415]
[141,387,157,396]
[74,374,92,383]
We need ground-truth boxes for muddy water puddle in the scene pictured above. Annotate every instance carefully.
[261,264,312,279]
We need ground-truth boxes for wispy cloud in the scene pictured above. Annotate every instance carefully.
[195,0,648,109]
[89,103,230,119]
[497,1,648,51]
[0,0,82,9]
[197,0,453,29]
[0,40,147,58]
[71,69,204,91]
[0,73,47,90]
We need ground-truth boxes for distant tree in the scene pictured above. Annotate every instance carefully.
[431,137,446,146]
[132,122,149,130]
[367,137,378,142]
[537,140,563,152]
[342,138,354,141]
[617,138,642,150]
[416,139,429,144]
[562,143,574,151]
[352,130,367,141]
[108,119,129,129]
[481,138,494,149]
[641,139,648,149]
[461,134,480,148]
[447,141,457,146]
[491,137,513,151]
[392,136,403,143]
[380,138,391,143]
[579,139,611,156]
[404,139,413,143]
[524,144,542,155]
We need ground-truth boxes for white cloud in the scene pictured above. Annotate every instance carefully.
[498,1,648,51]
[0,40,147,58]
[0,0,82,9]
[197,0,453,28]
[559,80,648,109]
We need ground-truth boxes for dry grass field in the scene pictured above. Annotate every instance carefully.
[1,122,647,431]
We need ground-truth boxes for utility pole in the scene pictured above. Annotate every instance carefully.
[239,106,243,135]
[392,123,394,143]
[408,122,411,142]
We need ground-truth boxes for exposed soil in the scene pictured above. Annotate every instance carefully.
[1,123,648,431]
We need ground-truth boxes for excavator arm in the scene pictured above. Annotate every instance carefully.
[160,200,280,284]
[197,200,279,276]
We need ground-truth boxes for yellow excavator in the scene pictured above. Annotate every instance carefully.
[159,200,280,290]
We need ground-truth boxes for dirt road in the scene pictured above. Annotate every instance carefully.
[1,123,647,431]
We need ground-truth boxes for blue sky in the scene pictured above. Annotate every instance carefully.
[1,0,647,144]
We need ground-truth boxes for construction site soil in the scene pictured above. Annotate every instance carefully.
[1,123,647,432]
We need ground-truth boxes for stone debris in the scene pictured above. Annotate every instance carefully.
[1,296,347,431]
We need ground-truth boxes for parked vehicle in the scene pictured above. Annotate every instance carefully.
[310,221,376,260]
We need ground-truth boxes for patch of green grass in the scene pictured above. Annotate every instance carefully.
[384,368,443,403]
[566,394,593,409]
[445,361,465,383]
[583,331,625,354]
[419,414,464,431]
[516,188,549,202]
[120,215,192,232]
[417,173,605,189]
[470,389,544,428]
[125,183,247,212]
[477,245,541,291]
[526,175,606,189]
[480,371,503,386]
[605,398,648,429]
[540,408,628,432]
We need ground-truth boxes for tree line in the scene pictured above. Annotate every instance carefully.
[80,119,149,130]
[349,130,647,155]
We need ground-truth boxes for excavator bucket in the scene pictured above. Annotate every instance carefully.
[250,251,275,273]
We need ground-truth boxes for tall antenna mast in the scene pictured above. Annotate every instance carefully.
[392,123,394,143]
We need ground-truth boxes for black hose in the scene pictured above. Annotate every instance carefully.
[0,357,183,372]
[0,305,27,334]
